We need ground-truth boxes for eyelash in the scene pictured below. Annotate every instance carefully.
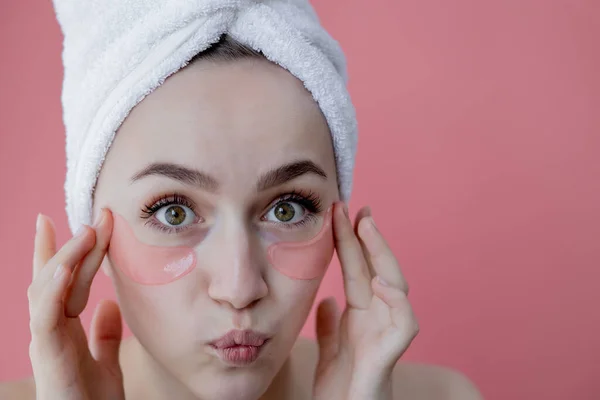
[140,190,323,233]
[140,193,198,233]
[265,189,322,229]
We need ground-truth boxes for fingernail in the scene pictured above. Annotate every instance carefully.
[53,264,65,279]
[376,276,389,286]
[93,209,104,228]
[36,214,43,232]
[368,217,378,232]
[47,216,56,232]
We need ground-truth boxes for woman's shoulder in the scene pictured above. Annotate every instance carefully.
[291,337,483,400]
[0,377,35,399]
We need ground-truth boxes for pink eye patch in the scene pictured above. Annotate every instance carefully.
[266,209,334,280]
[109,214,198,285]
[108,209,334,285]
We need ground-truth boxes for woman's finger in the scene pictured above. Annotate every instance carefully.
[353,206,375,278]
[32,214,57,279]
[357,216,409,295]
[89,299,123,372]
[29,262,73,354]
[28,225,97,365]
[333,202,373,310]
[35,226,95,283]
[372,277,419,355]
[28,226,96,313]
[315,297,340,372]
[65,209,113,317]
[353,206,371,235]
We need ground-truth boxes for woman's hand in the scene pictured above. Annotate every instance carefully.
[27,209,125,400]
[313,203,419,400]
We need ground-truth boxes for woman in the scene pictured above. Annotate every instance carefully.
[2,2,483,399]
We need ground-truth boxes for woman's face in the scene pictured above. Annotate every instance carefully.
[93,57,339,399]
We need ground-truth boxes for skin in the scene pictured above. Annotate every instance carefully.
[7,57,484,400]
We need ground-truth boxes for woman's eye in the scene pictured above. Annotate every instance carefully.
[266,201,305,223]
[155,205,196,227]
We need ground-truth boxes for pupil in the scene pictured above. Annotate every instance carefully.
[165,206,186,225]
[275,203,295,222]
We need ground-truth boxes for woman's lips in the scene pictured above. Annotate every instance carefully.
[210,330,270,366]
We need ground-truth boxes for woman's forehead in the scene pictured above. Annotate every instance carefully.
[128,58,325,125]
[105,58,335,191]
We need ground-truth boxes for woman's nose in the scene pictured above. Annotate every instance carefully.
[206,228,268,310]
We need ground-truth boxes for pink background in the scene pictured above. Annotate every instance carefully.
[1,1,599,399]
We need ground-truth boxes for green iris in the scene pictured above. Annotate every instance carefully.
[165,205,186,225]
[274,203,295,222]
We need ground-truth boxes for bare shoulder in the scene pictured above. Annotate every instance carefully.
[393,363,483,400]
[0,377,36,400]
[291,337,483,400]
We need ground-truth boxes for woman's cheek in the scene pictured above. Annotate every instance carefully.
[267,211,335,328]
[106,211,198,340]
[110,270,198,357]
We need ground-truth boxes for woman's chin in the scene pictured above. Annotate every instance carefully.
[183,364,274,400]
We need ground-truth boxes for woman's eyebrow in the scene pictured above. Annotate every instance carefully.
[130,162,219,192]
[130,160,327,192]
[256,160,327,192]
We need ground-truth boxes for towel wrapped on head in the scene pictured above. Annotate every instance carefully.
[52,0,358,234]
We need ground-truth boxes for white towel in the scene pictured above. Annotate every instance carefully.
[53,0,358,234]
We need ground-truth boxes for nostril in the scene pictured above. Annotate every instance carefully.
[231,296,262,311]
[247,298,261,309]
